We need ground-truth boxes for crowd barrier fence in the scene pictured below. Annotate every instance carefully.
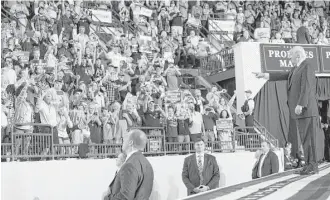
[1,124,277,162]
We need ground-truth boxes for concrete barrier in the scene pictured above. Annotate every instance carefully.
[1,152,260,200]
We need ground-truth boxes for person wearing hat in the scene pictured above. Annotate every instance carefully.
[182,138,220,196]
[241,89,255,133]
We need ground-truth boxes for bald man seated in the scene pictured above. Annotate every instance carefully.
[254,46,319,175]
[105,129,154,200]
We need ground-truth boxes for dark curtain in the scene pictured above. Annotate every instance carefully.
[254,78,329,161]
[254,81,290,147]
[217,78,236,96]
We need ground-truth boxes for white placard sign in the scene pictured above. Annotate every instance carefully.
[140,6,153,17]
[91,9,112,23]
[254,28,271,39]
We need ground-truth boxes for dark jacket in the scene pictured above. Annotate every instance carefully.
[296,26,311,44]
[182,153,220,195]
[252,150,279,179]
[269,60,319,119]
[106,151,154,200]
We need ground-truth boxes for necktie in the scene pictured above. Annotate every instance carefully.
[197,155,203,185]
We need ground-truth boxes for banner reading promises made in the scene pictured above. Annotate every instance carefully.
[260,44,329,75]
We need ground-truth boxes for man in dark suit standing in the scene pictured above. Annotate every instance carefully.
[252,141,279,179]
[322,119,330,162]
[182,138,220,196]
[105,129,154,200]
[254,46,319,175]
[296,20,311,44]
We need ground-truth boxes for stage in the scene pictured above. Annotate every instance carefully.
[184,163,330,200]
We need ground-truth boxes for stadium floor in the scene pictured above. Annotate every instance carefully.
[183,163,330,200]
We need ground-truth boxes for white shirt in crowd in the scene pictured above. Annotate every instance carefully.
[189,111,203,134]
[1,110,8,128]
[37,101,57,127]
[1,67,17,88]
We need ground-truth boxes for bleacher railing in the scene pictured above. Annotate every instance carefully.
[1,124,278,162]
[199,48,235,76]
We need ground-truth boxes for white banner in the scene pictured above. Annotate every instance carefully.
[91,9,112,23]
[140,6,153,17]
[254,28,271,39]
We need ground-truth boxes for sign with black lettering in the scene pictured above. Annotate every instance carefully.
[260,44,320,73]
[149,139,160,152]
[216,119,233,130]
[165,91,182,104]
[320,46,330,73]
[12,51,30,64]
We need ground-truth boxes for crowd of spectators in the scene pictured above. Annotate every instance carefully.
[233,1,330,44]
[1,0,329,157]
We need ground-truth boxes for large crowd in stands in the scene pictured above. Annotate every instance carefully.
[1,0,329,154]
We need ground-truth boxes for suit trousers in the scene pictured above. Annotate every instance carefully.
[245,114,255,133]
[296,117,318,170]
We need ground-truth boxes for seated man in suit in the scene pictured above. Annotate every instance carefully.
[252,141,279,179]
[105,129,154,200]
[182,138,220,196]
[284,142,298,171]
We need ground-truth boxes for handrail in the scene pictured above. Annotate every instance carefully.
[108,7,145,35]
[68,6,109,51]
[245,23,256,38]
[82,3,147,36]
[184,23,221,52]
[198,25,222,52]
[209,13,237,20]
[199,47,235,75]
[88,12,117,36]
[207,18,234,42]
[1,8,27,28]
[2,123,270,161]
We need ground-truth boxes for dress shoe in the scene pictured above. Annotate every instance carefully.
[299,169,316,175]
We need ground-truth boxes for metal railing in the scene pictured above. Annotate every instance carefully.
[1,7,26,28]
[1,124,279,162]
[207,18,234,43]
[199,48,235,75]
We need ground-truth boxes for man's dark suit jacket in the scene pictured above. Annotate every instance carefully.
[182,153,220,195]
[252,150,279,179]
[106,151,154,200]
[269,60,318,120]
[296,26,311,44]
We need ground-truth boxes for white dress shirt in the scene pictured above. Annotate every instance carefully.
[258,151,269,178]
